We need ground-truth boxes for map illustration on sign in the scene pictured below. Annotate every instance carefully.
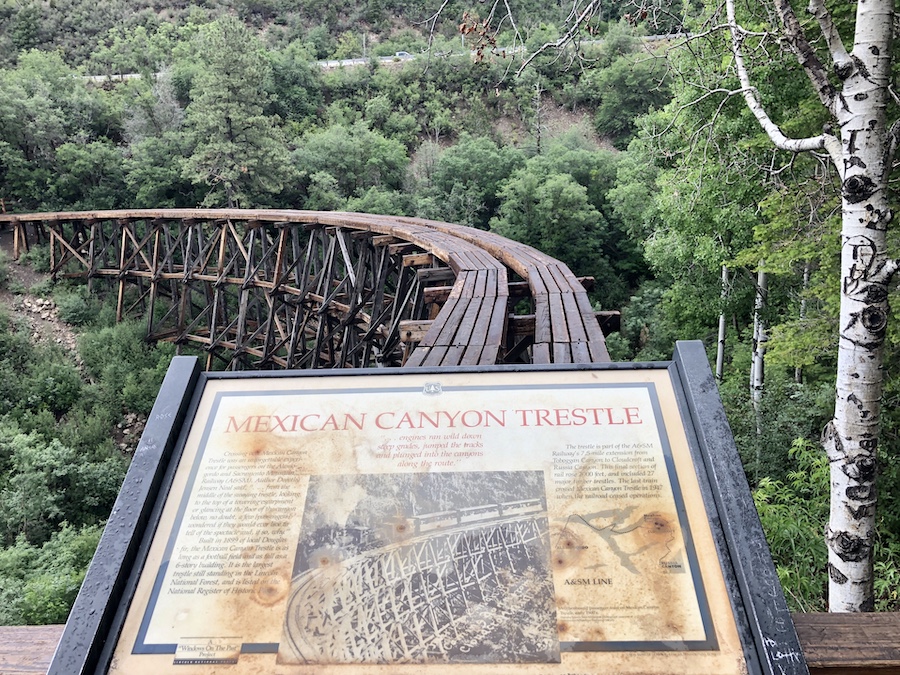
[555,508,685,577]
[278,472,559,664]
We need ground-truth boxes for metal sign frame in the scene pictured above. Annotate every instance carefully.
[48,341,807,675]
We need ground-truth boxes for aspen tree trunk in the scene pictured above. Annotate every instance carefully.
[795,263,809,384]
[750,267,767,481]
[726,0,898,611]
[823,16,895,609]
[716,265,729,382]
[750,267,767,420]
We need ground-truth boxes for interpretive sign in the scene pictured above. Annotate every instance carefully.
[50,342,808,675]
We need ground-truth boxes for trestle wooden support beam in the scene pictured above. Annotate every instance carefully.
[0,210,611,369]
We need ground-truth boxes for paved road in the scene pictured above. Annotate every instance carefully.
[80,34,688,83]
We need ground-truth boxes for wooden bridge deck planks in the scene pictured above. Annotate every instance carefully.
[356,212,609,364]
[2,209,608,368]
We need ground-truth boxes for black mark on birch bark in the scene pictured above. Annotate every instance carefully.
[828,563,848,584]
[859,436,878,452]
[865,283,888,303]
[844,236,877,295]
[842,175,876,203]
[847,392,865,414]
[846,484,874,500]
[844,311,885,347]
[835,60,854,79]
[847,502,875,519]
[861,306,887,335]
[851,55,871,79]
[822,421,843,461]
[827,530,870,561]
[841,454,876,481]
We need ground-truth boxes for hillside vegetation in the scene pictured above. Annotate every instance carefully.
[0,1,898,620]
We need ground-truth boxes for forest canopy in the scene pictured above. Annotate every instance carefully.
[0,0,898,621]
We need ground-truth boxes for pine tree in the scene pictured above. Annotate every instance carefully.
[181,16,295,208]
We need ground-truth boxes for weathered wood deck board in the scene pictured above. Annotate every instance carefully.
[533,342,552,364]
[523,264,549,297]
[0,624,64,674]
[549,293,569,344]
[792,611,900,674]
[532,294,552,345]
[553,341,573,364]
[429,277,478,347]
[452,295,485,349]
[571,340,591,363]
[559,295,584,343]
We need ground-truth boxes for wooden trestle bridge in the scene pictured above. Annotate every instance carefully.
[0,209,615,370]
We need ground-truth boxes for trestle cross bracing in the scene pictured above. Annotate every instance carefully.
[0,209,612,369]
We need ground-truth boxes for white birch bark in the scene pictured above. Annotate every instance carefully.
[822,0,896,613]
[716,265,729,382]
[750,266,767,417]
[795,263,809,384]
[750,267,767,480]
[725,0,898,611]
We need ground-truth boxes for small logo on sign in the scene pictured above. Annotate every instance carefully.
[423,382,442,395]
[174,637,241,665]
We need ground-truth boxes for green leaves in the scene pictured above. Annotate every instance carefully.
[418,134,524,229]
[752,439,829,612]
[48,141,127,211]
[181,16,295,207]
[585,50,670,149]
[0,523,102,624]
[293,121,408,205]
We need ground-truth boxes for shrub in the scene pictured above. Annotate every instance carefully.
[753,439,829,612]
[0,524,103,625]
[54,287,101,326]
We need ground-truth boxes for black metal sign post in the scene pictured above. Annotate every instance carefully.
[49,341,807,675]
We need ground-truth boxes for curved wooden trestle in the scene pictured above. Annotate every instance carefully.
[0,210,612,369]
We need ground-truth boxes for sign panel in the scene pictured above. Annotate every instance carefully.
[107,367,749,674]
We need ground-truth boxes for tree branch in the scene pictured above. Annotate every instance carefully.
[878,258,899,285]
[420,0,452,56]
[884,118,900,172]
[516,0,602,75]
[807,0,853,77]
[500,0,522,47]
[773,0,838,113]
[725,0,842,176]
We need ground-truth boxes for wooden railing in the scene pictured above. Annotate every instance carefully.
[2,613,899,674]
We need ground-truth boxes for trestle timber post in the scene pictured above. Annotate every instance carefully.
[0,209,613,369]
